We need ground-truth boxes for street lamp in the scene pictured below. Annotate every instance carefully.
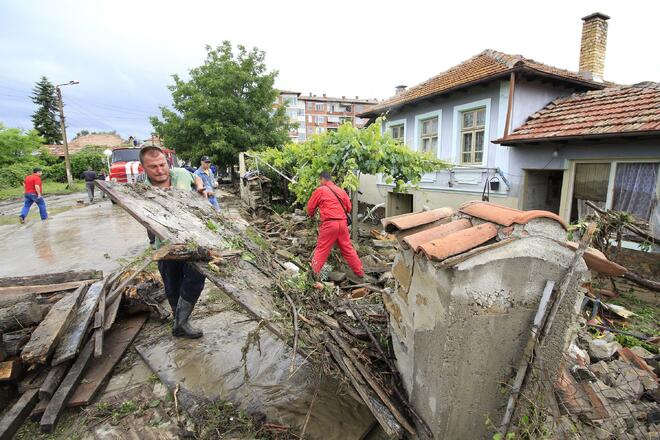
[55,80,80,187]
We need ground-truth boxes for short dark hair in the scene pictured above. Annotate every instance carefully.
[33,167,42,173]
[319,171,332,181]
[139,146,165,164]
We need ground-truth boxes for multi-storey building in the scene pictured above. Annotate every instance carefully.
[275,91,377,143]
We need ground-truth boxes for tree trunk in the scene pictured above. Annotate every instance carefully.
[0,301,43,333]
[351,173,360,240]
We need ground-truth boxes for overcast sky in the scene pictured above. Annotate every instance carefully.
[1,0,658,141]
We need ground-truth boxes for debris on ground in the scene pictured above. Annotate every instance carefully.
[0,265,157,437]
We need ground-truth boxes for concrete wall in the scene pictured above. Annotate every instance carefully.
[386,219,588,439]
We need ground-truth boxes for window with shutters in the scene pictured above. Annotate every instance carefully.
[460,107,486,164]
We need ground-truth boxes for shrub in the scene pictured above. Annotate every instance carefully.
[0,163,36,187]
[70,147,105,178]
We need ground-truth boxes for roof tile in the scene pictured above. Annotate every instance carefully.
[565,242,627,276]
[383,207,454,233]
[403,218,472,251]
[501,84,660,142]
[459,201,567,230]
[360,49,608,117]
[419,223,498,261]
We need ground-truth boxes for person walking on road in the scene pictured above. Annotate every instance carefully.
[140,145,208,339]
[307,171,364,288]
[194,156,220,211]
[81,167,98,203]
[19,167,48,223]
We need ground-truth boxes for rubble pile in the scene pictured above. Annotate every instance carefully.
[0,264,162,437]
[554,292,659,439]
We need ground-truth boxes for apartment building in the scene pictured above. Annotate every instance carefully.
[276,91,377,142]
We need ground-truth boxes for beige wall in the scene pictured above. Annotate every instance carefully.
[359,174,519,215]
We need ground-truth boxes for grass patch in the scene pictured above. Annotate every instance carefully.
[607,289,659,354]
[15,408,88,440]
[246,227,270,251]
[195,399,295,439]
[0,180,86,201]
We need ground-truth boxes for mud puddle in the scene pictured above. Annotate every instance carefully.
[0,200,147,276]
[136,311,375,439]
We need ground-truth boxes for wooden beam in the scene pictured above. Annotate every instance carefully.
[0,270,102,288]
[69,314,147,406]
[52,281,103,366]
[326,340,403,439]
[2,329,32,357]
[0,359,23,382]
[39,339,94,433]
[39,362,71,400]
[0,292,36,308]
[0,280,96,296]
[93,290,105,358]
[21,285,86,365]
[0,388,39,440]
[503,71,516,137]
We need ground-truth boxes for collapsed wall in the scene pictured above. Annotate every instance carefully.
[383,202,589,439]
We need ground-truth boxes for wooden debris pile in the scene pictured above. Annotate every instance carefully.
[0,264,160,437]
[96,180,428,439]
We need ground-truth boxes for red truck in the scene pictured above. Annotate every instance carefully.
[108,147,179,183]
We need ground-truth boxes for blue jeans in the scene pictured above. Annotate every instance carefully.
[20,193,48,220]
[208,195,220,211]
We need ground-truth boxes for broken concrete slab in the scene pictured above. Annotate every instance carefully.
[136,312,374,440]
[588,339,622,361]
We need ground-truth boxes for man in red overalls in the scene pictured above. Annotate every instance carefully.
[307,172,364,288]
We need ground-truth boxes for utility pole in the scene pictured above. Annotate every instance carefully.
[55,81,79,187]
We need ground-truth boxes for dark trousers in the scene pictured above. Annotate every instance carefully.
[157,260,205,312]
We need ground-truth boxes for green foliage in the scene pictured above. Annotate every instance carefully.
[151,41,291,167]
[31,76,62,144]
[70,147,105,177]
[0,123,44,167]
[257,119,450,204]
[0,163,37,187]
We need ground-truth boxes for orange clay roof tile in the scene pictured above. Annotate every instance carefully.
[383,207,454,233]
[403,218,473,252]
[459,201,567,230]
[565,242,628,276]
[419,223,498,262]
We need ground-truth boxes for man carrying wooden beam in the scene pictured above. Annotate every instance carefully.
[139,146,207,339]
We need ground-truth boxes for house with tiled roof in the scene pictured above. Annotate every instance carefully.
[358,12,659,235]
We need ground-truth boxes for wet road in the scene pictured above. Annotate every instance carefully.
[0,193,148,277]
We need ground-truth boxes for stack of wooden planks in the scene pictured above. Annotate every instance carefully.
[0,268,150,438]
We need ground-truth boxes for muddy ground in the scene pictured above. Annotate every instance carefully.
[1,189,384,439]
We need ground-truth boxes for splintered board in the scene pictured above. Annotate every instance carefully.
[0,270,103,287]
[51,281,104,366]
[21,285,87,365]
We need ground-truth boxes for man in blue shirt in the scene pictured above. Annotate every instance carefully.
[194,156,220,211]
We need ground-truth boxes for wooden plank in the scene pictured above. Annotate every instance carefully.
[103,295,122,332]
[0,334,5,362]
[0,300,43,333]
[326,340,403,439]
[39,339,94,433]
[93,291,105,358]
[0,270,103,288]
[69,314,147,406]
[39,362,71,400]
[52,281,104,366]
[0,359,23,382]
[0,280,96,296]
[0,388,40,440]
[18,367,48,394]
[21,285,86,365]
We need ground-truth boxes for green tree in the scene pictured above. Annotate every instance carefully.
[31,76,62,144]
[257,119,450,204]
[150,41,291,167]
[0,123,44,166]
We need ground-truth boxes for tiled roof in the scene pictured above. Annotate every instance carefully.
[359,49,608,118]
[498,83,660,143]
[381,201,625,275]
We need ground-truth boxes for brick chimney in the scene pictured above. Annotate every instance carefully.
[578,12,610,82]
[395,85,407,95]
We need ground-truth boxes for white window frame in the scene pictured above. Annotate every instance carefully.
[452,98,491,166]
[315,103,324,111]
[384,118,407,144]
[413,110,442,158]
[564,158,660,222]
